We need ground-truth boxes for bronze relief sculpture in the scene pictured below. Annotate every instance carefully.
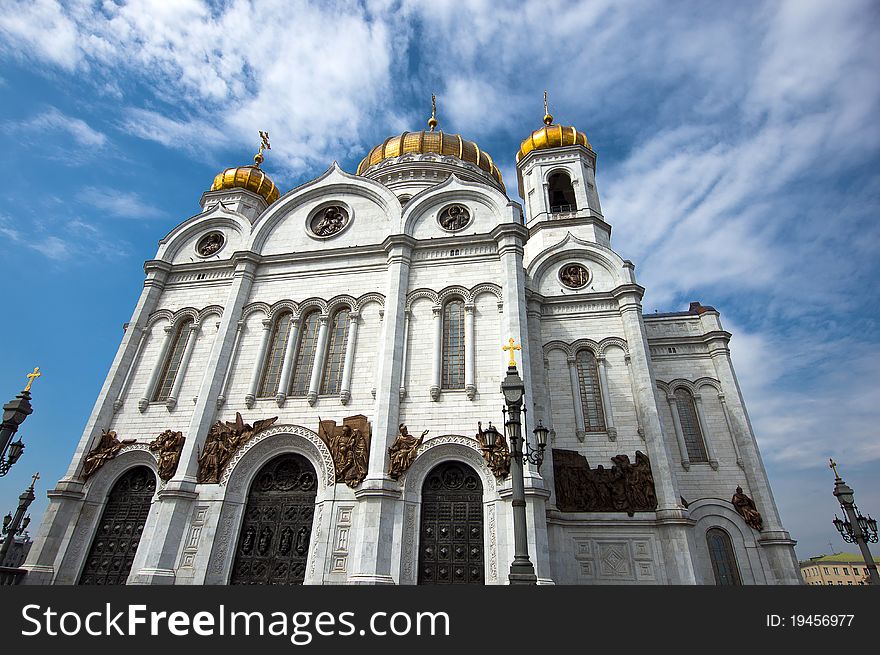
[311,206,348,237]
[82,429,136,480]
[553,449,657,515]
[318,414,370,488]
[388,423,427,479]
[149,429,186,481]
[197,412,278,484]
[197,232,224,256]
[559,264,589,289]
[732,486,763,531]
[476,421,510,479]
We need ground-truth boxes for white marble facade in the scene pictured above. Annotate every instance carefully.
[24,122,801,585]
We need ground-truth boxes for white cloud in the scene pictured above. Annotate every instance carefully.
[10,107,108,148]
[29,235,71,260]
[76,186,166,220]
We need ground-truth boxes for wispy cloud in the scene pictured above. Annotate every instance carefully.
[76,186,166,220]
[10,106,108,148]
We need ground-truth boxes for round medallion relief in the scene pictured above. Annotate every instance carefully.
[310,205,349,237]
[559,263,590,289]
[437,204,471,231]
[196,232,225,257]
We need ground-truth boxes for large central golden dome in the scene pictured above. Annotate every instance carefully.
[357,130,504,188]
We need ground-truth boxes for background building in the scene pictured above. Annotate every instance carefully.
[800,553,879,585]
[23,110,801,585]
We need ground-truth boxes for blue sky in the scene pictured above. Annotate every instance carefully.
[0,0,878,564]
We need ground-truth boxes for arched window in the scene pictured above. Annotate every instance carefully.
[290,311,321,396]
[442,300,465,389]
[321,308,351,394]
[153,318,193,402]
[674,388,708,462]
[706,528,742,585]
[575,349,605,431]
[548,171,577,212]
[257,313,293,398]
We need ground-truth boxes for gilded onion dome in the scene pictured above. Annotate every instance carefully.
[516,91,591,162]
[356,130,504,187]
[210,131,281,205]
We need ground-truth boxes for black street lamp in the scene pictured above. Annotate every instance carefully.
[0,472,38,568]
[829,459,879,585]
[0,367,40,477]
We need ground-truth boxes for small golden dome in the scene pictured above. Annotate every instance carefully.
[516,123,590,162]
[356,131,504,188]
[210,163,280,205]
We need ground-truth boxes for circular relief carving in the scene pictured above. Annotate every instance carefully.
[310,205,349,237]
[196,231,225,257]
[559,263,590,289]
[437,204,471,231]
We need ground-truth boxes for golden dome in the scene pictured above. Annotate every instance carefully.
[210,164,280,205]
[357,130,504,188]
[516,122,591,162]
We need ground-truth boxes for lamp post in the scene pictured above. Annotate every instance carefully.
[0,367,40,477]
[486,339,548,585]
[0,472,38,567]
[829,459,879,585]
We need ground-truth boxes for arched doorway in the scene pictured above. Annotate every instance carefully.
[230,453,317,585]
[79,466,156,585]
[418,461,484,585]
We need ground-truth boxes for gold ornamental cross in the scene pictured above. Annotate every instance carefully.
[428,93,438,131]
[502,338,521,367]
[30,472,40,487]
[829,458,840,479]
[24,367,41,392]
[259,130,271,155]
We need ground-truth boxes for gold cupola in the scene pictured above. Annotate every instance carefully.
[516,91,591,162]
[356,95,504,190]
[210,131,281,205]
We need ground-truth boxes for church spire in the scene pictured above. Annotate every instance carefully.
[543,90,553,126]
[428,93,438,132]
[253,130,271,167]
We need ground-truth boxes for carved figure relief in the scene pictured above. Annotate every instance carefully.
[553,449,657,515]
[148,429,186,481]
[82,429,136,480]
[388,423,427,479]
[559,263,590,289]
[197,232,224,256]
[197,412,278,484]
[317,414,371,488]
[311,205,348,237]
[476,421,510,479]
[438,204,471,231]
[731,486,763,531]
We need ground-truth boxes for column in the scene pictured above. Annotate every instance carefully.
[113,325,148,413]
[244,318,273,409]
[338,311,360,404]
[307,315,330,406]
[692,393,719,469]
[398,309,410,400]
[625,354,645,439]
[216,320,244,408]
[138,325,174,412]
[566,356,586,442]
[165,322,200,411]
[718,393,744,467]
[274,317,301,407]
[666,394,691,470]
[464,302,476,400]
[430,305,442,400]
[596,354,617,441]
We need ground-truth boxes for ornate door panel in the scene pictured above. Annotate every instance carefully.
[230,453,317,585]
[418,461,484,585]
[79,466,156,585]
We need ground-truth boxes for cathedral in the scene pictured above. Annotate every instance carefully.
[23,99,801,585]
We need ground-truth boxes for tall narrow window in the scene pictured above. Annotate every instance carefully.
[289,311,320,396]
[153,319,192,402]
[575,349,605,431]
[674,388,708,462]
[257,313,292,398]
[321,308,350,394]
[706,528,741,585]
[548,171,577,212]
[442,300,465,389]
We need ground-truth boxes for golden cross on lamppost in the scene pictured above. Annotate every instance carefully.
[829,458,841,480]
[30,472,40,488]
[24,367,41,393]
[502,337,521,367]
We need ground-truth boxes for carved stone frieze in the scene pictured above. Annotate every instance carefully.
[553,449,658,515]
[388,424,427,480]
[149,429,186,481]
[317,414,371,488]
[197,412,278,484]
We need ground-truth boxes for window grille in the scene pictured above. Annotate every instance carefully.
[153,319,192,402]
[575,350,605,431]
[674,388,708,462]
[257,313,292,397]
[321,309,350,394]
[442,300,465,389]
[290,312,321,396]
[707,528,741,585]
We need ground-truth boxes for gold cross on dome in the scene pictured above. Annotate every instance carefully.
[24,367,41,392]
[259,130,271,152]
[502,338,521,367]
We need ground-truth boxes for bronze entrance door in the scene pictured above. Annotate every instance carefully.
[230,453,317,585]
[79,466,156,585]
[418,461,484,585]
